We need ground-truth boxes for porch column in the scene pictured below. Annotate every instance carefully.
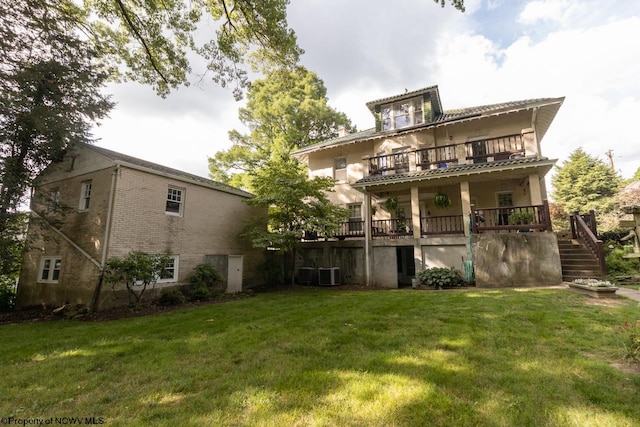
[363,190,373,286]
[460,181,471,236]
[529,174,543,205]
[410,186,421,239]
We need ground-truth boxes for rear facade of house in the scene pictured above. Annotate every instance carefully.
[293,85,567,288]
[17,144,266,311]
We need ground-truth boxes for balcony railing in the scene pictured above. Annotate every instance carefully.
[366,133,528,176]
[421,215,465,235]
[470,202,552,233]
[415,144,458,170]
[465,134,524,163]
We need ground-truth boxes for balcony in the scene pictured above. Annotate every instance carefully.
[366,133,526,176]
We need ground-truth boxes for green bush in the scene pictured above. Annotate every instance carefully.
[0,276,17,312]
[189,264,223,290]
[158,287,186,306]
[258,256,285,288]
[188,285,212,301]
[417,267,463,289]
[619,320,640,364]
[606,245,640,277]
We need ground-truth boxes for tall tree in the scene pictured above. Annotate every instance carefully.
[241,153,349,284]
[551,148,622,215]
[51,0,465,98]
[0,0,114,278]
[208,66,355,189]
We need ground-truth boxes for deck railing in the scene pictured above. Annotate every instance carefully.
[366,133,528,176]
[415,144,458,170]
[471,202,552,233]
[465,134,525,163]
[421,215,465,235]
[570,210,606,275]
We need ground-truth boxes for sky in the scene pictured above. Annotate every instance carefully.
[92,0,640,187]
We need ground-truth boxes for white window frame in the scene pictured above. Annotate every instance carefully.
[334,157,347,182]
[165,186,185,216]
[157,255,179,283]
[381,96,424,131]
[38,256,62,283]
[79,181,92,211]
[347,203,362,220]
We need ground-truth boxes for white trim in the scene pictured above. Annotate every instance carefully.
[38,256,62,283]
[165,186,185,216]
[79,180,92,211]
[157,255,179,283]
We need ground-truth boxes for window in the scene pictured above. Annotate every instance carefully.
[166,186,184,215]
[79,181,92,210]
[347,203,362,220]
[334,157,347,182]
[38,257,61,283]
[347,203,362,233]
[48,188,60,213]
[158,256,179,283]
[497,192,513,225]
[381,97,423,131]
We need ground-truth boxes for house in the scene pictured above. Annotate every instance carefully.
[17,144,266,311]
[292,85,566,288]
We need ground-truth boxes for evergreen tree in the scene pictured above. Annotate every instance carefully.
[551,148,622,215]
[208,66,355,190]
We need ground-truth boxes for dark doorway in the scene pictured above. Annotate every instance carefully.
[396,246,416,287]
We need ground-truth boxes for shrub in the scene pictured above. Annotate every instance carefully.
[188,285,212,301]
[158,287,186,306]
[606,244,640,277]
[619,320,640,364]
[0,276,17,312]
[189,264,223,290]
[417,267,463,289]
[258,256,285,288]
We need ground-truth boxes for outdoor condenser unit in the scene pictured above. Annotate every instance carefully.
[318,267,340,286]
[297,267,316,285]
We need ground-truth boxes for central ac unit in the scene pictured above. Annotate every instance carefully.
[318,267,340,286]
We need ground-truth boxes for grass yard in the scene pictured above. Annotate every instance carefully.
[1,288,639,426]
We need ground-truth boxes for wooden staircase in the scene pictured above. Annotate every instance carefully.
[558,238,605,281]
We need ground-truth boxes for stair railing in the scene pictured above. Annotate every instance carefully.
[570,211,607,276]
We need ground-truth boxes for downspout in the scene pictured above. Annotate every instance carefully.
[91,165,118,312]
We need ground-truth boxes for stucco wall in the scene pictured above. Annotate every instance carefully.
[473,232,562,287]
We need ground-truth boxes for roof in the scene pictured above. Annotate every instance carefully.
[84,144,254,198]
[351,156,557,189]
[292,96,564,157]
[365,85,442,114]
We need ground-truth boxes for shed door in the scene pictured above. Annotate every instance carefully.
[227,255,243,293]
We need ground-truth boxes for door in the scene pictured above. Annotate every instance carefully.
[396,247,416,287]
[227,255,243,293]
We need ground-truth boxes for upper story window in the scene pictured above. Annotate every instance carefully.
[334,157,347,182]
[38,256,61,283]
[166,186,184,216]
[381,97,424,131]
[79,181,92,211]
[347,203,362,220]
[48,188,60,214]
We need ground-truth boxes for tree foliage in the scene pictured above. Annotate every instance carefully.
[208,66,355,189]
[0,0,114,280]
[103,251,173,308]
[551,148,622,215]
[241,155,349,254]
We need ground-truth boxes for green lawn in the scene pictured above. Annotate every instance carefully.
[1,288,639,426]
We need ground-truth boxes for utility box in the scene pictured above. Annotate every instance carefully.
[318,267,341,286]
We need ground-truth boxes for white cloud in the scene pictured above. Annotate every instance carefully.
[518,0,581,26]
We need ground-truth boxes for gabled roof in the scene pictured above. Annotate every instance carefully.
[84,144,254,198]
[292,95,564,157]
[351,156,557,189]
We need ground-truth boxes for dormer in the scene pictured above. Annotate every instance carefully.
[366,85,443,132]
